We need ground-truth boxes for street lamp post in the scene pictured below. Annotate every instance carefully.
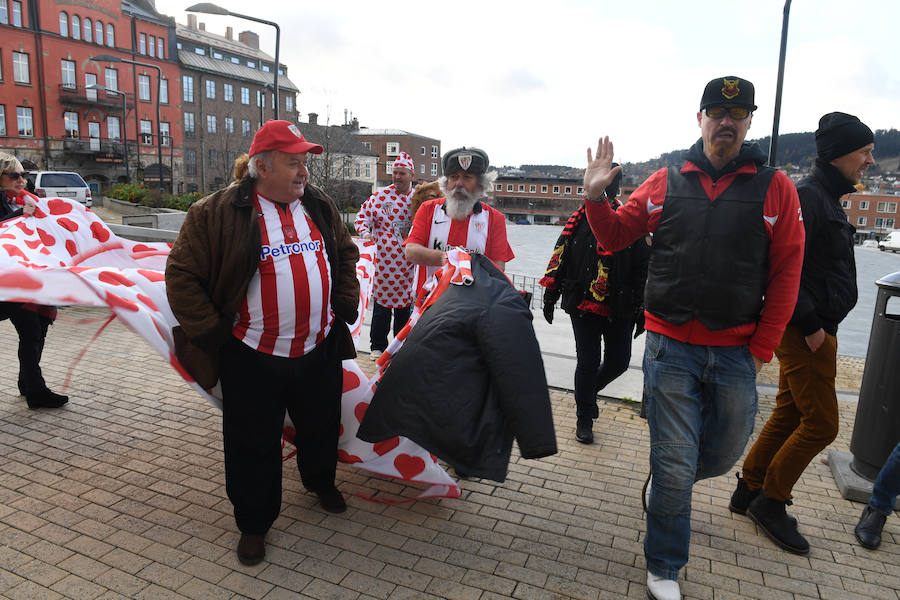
[85,83,130,183]
[768,0,793,167]
[91,54,164,191]
[186,3,280,120]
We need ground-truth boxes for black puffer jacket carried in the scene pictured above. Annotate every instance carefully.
[791,160,858,335]
[357,254,557,482]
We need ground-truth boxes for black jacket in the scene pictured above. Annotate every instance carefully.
[791,160,858,335]
[357,254,557,482]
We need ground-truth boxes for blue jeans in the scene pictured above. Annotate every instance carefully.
[570,312,634,419]
[643,332,758,580]
[870,441,900,515]
[370,302,412,352]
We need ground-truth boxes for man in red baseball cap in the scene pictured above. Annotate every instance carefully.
[166,120,359,566]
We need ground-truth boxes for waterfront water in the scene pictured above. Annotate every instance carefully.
[504,222,900,358]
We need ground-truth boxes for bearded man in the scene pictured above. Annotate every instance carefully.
[404,147,514,294]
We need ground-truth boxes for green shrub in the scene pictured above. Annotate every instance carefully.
[109,182,149,204]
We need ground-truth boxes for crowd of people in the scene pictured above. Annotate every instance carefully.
[1,74,895,599]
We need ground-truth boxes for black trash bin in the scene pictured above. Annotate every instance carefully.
[849,270,900,481]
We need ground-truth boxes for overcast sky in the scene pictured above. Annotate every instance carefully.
[156,0,899,168]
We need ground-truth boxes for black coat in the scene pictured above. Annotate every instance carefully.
[357,254,557,482]
[792,160,858,335]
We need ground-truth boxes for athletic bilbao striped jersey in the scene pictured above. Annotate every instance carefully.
[232,194,333,357]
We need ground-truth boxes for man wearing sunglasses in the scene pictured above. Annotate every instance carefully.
[581,77,805,600]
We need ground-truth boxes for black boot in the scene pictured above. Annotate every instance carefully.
[748,495,809,555]
[855,506,887,550]
[25,388,68,409]
[575,417,593,444]
[729,472,759,515]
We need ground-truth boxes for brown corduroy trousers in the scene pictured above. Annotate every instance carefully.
[742,325,840,501]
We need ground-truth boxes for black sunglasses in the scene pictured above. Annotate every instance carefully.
[2,171,26,180]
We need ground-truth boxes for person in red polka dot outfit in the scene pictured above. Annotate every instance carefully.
[354,152,416,358]
[0,152,68,409]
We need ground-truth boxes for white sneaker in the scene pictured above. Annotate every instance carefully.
[647,572,681,600]
[370,350,383,360]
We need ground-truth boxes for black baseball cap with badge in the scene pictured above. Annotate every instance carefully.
[442,147,489,176]
[700,76,758,112]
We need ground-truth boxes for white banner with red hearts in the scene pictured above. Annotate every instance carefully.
[0,198,459,501]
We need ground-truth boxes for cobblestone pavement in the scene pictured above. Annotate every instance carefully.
[0,307,897,600]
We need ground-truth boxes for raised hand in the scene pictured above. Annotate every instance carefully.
[584,136,623,199]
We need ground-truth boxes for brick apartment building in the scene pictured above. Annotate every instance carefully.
[0,0,182,192]
[177,15,299,193]
[842,193,899,240]
[349,122,441,188]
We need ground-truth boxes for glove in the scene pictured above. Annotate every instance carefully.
[543,302,555,324]
[542,289,560,324]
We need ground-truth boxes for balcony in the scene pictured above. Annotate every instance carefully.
[62,135,131,161]
[58,84,133,110]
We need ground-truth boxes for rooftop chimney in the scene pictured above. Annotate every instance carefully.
[309,113,318,126]
[199,22,206,31]
[226,26,233,40]
[239,30,259,49]
[187,14,197,30]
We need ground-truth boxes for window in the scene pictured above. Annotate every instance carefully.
[256,90,264,108]
[208,149,217,167]
[106,23,115,46]
[877,202,898,213]
[148,35,156,58]
[140,120,152,144]
[552,185,560,194]
[83,18,92,42]
[365,163,371,178]
[0,2,7,24]
[355,163,361,178]
[105,67,118,91]
[577,186,584,195]
[64,111,79,138]
[61,60,76,89]
[385,162,393,175]
[157,37,164,59]
[224,117,233,134]
[285,95,293,112]
[517,184,525,192]
[177,41,182,50]
[507,184,513,191]
[495,184,502,192]
[420,164,425,175]
[223,83,233,102]
[138,74,151,101]
[541,185,548,193]
[262,64,269,72]
[386,142,399,156]
[107,115,120,140]
[71,15,80,40]
[0,106,5,136]
[247,61,255,68]
[95,21,103,45]
[565,186,572,194]
[207,114,216,133]
[185,148,196,176]
[194,47,205,55]
[182,75,193,102]
[875,218,896,228]
[241,119,250,136]
[361,141,371,150]
[231,57,239,64]
[184,112,195,137]
[206,80,215,99]
[17,106,33,136]
[431,145,438,159]
[857,217,867,226]
[13,52,29,84]
[139,33,147,54]
[431,163,437,176]
[529,185,536,193]
[241,87,249,104]
[420,146,426,156]
[59,12,68,36]
[160,79,168,104]
[213,51,223,60]
[12,1,21,26]
[860,201,870,210]
[160,122,170,146]
[841,199,851,209]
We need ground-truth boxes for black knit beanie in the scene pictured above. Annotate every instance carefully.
[815,112,874,161]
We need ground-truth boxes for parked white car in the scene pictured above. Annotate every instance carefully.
[26,171,92,207]
[879,232,900,253]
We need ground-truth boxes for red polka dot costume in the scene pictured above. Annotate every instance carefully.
[354,153,415,308]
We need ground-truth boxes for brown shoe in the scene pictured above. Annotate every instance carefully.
[236,533,266,565]
[315,487,347,513]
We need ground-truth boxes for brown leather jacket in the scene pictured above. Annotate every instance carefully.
[165,176,359,388]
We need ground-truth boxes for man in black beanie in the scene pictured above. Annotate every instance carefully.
[732,112,873,555]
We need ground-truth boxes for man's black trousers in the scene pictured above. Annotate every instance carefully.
[220,329,342,534]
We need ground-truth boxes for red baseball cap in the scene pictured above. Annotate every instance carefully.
[249,120,323,157]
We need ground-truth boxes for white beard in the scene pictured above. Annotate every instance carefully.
[444,186,481,221]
